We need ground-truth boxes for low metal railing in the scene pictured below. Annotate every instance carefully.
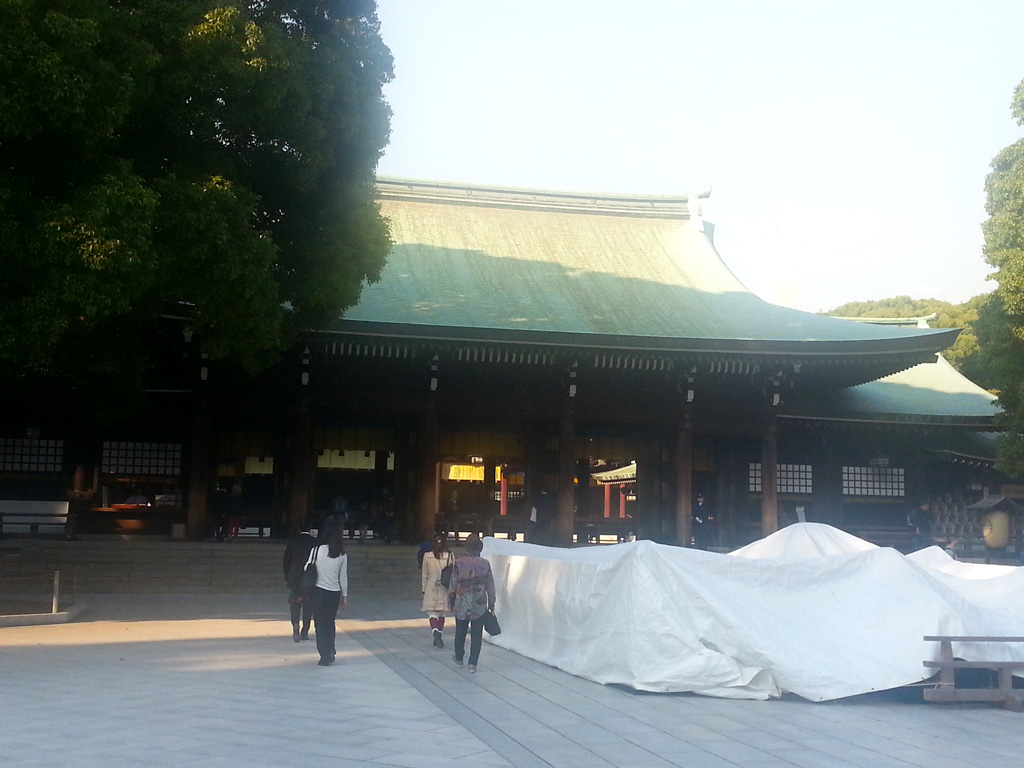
[0,569,73,614]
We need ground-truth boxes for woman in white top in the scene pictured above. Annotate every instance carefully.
[421,534,453,648]
[308,525,348,666]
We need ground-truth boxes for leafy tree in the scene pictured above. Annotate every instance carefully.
[0,1,393,419]
[950,293,995,388]
[825,294,992,388]
[979,75,1024,477]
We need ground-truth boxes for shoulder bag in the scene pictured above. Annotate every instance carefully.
[301,545,320,593]
[439,552,454,588]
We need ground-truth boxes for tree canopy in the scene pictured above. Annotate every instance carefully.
[979,75,1024,477]
[825,294,992,388]
[0,1,393,418]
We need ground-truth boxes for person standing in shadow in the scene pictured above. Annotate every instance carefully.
[378,489,396,544]
[692,493,715,550]
[907,500,933,551]
[225,481,244,540]
[212,485,229,541]
[943,537,960,560]
[282,517,318,642]
[447,533,495,674]
[528,488,553,545]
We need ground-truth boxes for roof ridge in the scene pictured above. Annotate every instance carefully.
[375,176,709,217]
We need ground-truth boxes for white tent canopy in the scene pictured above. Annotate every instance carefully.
[481,523,1024,701]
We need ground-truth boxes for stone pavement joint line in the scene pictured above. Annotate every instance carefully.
[1,594,1022,768]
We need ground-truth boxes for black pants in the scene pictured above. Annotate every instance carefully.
[454,616,485,665]
[312,588,341,662]
[288,589,312,628]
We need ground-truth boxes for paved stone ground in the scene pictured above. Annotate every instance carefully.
[1,594,1022,768]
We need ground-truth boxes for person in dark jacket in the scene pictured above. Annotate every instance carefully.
[907,501,933,551]
[282,517,318,642]
[528,488,554,545]
[692,493,715,550]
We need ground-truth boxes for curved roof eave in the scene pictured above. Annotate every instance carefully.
[779,412,996,428]
[325,319,958,360]
[779,355,1000,426]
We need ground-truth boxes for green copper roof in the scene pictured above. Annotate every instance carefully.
[784,355,999,426]
[333,179,958,363]
[836,354,998,422]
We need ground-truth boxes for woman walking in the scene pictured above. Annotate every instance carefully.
[421,534,453,648]
[447,533,495,673]
[308,525,348,666]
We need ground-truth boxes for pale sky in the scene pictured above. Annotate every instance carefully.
[375,0,1024,312]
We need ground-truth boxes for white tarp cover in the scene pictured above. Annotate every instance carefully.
[481,523,1024,701]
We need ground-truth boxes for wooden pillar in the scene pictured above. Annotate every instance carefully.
[499,466,508,517]
[761,417,779,537]
[416,403,439,542]
[603,483,611,518]
[186,394,211,541]
[483,456,496,537]
[718,444,740,547]
[675,413,694,547]
[554,406,576,546]
[287,399,314,529]
[392,428,412,540]
[635,442,659,541]
[817,427,842,527]
[523,422,546,544]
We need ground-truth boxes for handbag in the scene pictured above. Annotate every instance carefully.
[300,545,320,592]
[482,609,501,636]
[439,553,454,588]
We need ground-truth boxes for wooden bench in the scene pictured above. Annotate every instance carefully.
[486,515,634,543]
[0,500,70,537]
[574,517,634,543]
[490,515,527,540]
[923,635,1024,711]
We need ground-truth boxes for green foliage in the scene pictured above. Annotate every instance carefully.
[979,75,1024,477]
[0,0,393,416]
[825,294,993,389]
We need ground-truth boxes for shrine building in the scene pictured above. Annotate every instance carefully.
[0,178,1004,548]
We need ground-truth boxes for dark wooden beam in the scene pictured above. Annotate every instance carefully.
[761,417,778,537]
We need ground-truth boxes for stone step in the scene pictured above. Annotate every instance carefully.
[0,538,423,597]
